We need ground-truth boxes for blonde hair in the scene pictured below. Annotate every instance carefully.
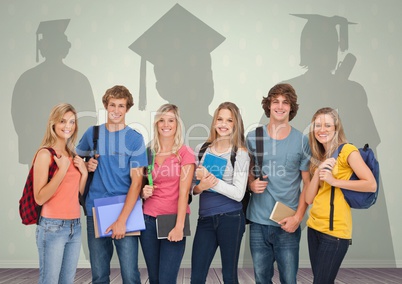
[308,107,348,175]
[207,102,246,150]
[40,103,78,157]
[151,104,184,155]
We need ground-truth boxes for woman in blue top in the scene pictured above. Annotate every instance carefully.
[191,102,250,284]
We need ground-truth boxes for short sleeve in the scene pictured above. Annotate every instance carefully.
[179,145,196,166]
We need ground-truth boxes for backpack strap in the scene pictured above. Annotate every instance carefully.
[92,125,99,155]
[255,126,264,179]
[329,143,346,231]
[146,147,155,186]
[79,125,99,215]
[198,142,211,162]
[35,147,58,224]
[45,147,58,177]
[230,146,238,169]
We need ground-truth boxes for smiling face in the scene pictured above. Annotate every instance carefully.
[54,111,76,140]
[269,94,291,123]
[157,110,177,139]
[314,114,336,146]
[106,98,128,125]
[214,109,234,138]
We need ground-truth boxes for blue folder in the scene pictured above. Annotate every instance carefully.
[94,195,145,238]
[202,152,227,179]
[198,152,227,192]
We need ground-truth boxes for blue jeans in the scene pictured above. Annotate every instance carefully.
[36,217,81,284]
[191,209,245,284]
[140,214,186,284]
[250,223,301,284]
[308,227,350,284]
[87,216,140,284]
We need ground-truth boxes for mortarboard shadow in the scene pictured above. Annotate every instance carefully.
[11,19,96,167]
[129,3,225,149]
[260,14,395,265]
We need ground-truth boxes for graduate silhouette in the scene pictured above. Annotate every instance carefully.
[260,14,395,265]
[11,19,96,167]
[129,4,225,149]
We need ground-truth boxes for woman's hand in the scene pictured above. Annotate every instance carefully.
[73,155,87,175]
[54,154,70,174]
[197,173,218,192]
[142,185,154,200]
[167,226,184,242]
[318,158,336,185]
[318,157,336,171]
[195,166,209,180]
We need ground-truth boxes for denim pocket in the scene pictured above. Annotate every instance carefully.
[41,219,63,233]
[223,210,242,218]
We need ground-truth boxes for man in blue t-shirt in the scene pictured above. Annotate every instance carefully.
[246,83,311,284]
[76,85,147,284]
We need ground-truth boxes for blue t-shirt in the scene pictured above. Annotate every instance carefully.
[246,126,310,226]
[76,124,148,216]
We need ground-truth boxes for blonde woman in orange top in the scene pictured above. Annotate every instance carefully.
[33,103,87,284]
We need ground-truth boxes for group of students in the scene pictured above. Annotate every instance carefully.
[31,83,376,284]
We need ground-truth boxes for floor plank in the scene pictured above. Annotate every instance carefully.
[0,268,402,283]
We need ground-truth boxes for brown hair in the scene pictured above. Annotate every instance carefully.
[207,102,246,150]
[102,85,134,110]
[261,83,299,121]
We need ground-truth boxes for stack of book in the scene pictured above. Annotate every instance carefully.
[93,195,145,238]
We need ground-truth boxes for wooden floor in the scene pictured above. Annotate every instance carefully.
[1,267,402,283]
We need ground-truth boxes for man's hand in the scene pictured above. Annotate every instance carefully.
[87,154,99,172]
[278,215,301,233]
[105,219,126,239]
[249,176,268,194]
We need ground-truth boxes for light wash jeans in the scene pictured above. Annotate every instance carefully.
[250,222,301,284]
[36,217,81,284]
[86,216,141,284]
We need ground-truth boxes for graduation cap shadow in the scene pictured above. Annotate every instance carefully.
[129,4,225,147]
[11,19,96,167]
[258,13,395,264]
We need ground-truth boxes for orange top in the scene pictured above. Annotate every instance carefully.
[41,158,81,219]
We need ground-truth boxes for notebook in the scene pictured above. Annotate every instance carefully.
[269,201,296,223]
[156,213,191,239]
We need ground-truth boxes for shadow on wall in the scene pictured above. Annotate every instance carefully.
[129,3,225,150]
[11,18,97,261]
[11,19,96,168]
[260,14,395,265]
